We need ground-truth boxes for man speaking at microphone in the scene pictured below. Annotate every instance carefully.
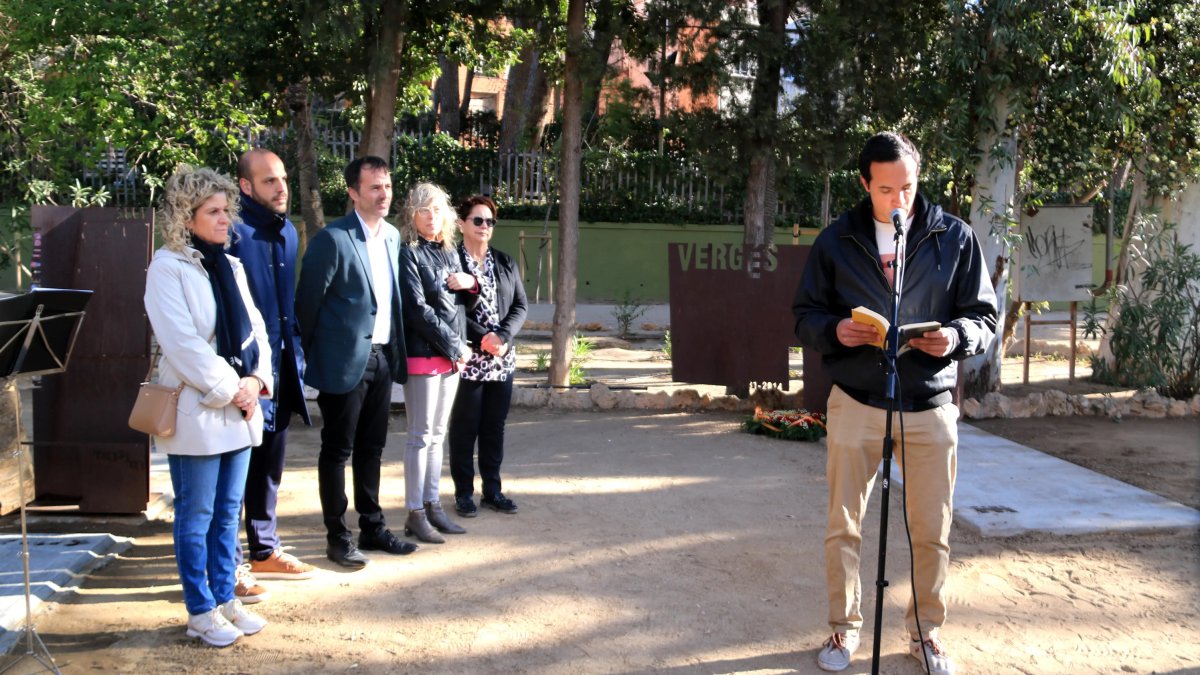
[793,132,997,674]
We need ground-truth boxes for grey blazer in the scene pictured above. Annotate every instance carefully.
[295,213,408,394]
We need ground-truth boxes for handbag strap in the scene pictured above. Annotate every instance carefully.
[143,346,160,383]
[143,346,184,393]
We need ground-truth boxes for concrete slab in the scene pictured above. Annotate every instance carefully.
[0,532,132,651]
[948,423,1200,537]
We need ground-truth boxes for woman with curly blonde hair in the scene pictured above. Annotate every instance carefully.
[397,182,477,543]
[144,166,273,646]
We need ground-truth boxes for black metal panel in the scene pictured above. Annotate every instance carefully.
[668,243,809,391]
[31,207,152,513]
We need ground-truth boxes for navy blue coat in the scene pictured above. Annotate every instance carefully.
[230,194,311,431]
[295,213,408,394]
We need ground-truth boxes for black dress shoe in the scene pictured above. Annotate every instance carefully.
[359,528,419,555]
[455,496,478,518]
[326,540,370,569]
[481,493,519,514]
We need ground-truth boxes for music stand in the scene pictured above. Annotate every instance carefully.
[0,288,91,675]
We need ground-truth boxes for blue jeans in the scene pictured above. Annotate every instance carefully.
[168,448,251,616]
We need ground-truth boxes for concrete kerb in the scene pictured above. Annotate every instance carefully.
[509,305,1198,419]
[503,382,1200,419]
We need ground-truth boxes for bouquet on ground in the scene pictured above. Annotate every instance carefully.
[744,406,827,442]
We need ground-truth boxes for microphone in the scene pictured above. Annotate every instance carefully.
[890,208,905,233]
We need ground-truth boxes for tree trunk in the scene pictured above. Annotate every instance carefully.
[820,170,831,228]
[499,41,551,153]
[286,79,324,247]
[961,89,1019,399]
[548,0,585,388]
[1097,164,1147,365]
[579,0,618,133]
[459,68,475,139]
[523,61,551,151]
[741,0,789,248]
[436,54,461,138]
[499,39,534,153]
[357,0,408,163]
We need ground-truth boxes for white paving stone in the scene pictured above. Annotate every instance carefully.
[911,423,1200,537]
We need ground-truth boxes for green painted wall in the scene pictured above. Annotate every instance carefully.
[0,208,1117,310]
[487,220,814,303]
[491,220,1116,306]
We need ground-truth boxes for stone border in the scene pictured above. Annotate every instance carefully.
[962,389,1200,419]
[512,383,1200,419]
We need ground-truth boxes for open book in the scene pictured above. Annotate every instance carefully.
[851,306,941,354]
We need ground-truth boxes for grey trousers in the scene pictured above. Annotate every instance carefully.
[402,371,460,511]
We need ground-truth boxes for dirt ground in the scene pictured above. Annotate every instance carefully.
[11,404,1200,674]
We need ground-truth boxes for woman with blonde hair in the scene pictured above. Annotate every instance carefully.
[398,182,477,543]
[144,166,273,646]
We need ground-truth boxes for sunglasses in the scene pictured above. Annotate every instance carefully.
[470,216,497,228]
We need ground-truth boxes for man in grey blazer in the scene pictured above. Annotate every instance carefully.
[295,156,414,568]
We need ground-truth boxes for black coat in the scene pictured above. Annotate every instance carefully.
[399,238,475,360]
[457,245,528,348]
[792,194,998,401]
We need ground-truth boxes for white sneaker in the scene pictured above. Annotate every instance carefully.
[186,607,242,647]
[219,598,268,636]
[816,630,860,671]
[910,631,956,675]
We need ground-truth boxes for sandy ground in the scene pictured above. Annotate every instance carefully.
[12,406,1200,675]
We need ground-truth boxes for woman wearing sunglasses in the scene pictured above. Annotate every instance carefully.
[447,195,527,517]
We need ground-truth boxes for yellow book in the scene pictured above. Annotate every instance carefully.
[851,306,941,353]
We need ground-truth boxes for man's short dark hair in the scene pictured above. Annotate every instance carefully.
[344,156,390,191]
[858,132,921,183]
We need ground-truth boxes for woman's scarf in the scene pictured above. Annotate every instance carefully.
[193,239,259,378]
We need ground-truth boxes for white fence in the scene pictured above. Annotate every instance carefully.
[78,124,809,224]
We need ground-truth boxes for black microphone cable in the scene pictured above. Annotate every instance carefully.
[893,377,933,675]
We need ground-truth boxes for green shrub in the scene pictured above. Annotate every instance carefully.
[1091,215,1200,399]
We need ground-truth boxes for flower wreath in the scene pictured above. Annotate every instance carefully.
[743,406,828,442]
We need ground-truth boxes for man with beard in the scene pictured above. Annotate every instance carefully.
[229,149,315,602]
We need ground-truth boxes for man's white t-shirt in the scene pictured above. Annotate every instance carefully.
[874,214,913,287]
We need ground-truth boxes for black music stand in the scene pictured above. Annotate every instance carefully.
[0,288,91,675]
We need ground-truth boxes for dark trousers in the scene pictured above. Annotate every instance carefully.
[316,347,390,544]
[243,425,288,561]
[241,364,293,563]
[448,376,514,499]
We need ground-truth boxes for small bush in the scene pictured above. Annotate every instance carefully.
[1091,215,1200,398]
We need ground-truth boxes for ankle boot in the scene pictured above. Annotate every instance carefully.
[403,508,445,544]
[424,501,466,535]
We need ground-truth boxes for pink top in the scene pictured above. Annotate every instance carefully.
[407,356,456,375]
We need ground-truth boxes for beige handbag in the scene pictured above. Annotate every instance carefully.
[128,348,184,436]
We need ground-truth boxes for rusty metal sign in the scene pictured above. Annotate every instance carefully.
[31,206,153,513]
[668,243,811,392]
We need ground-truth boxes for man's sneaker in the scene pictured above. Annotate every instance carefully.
[250,549,317,580]
[910,632,956,675]
[816,630,860,671]
[481,492,518,514]
[186,607,242,647]
[219,598,267,636]
[455,496,478,518]
[235,564,269,604]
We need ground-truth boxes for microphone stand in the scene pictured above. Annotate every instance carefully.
[870,217,906,674]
